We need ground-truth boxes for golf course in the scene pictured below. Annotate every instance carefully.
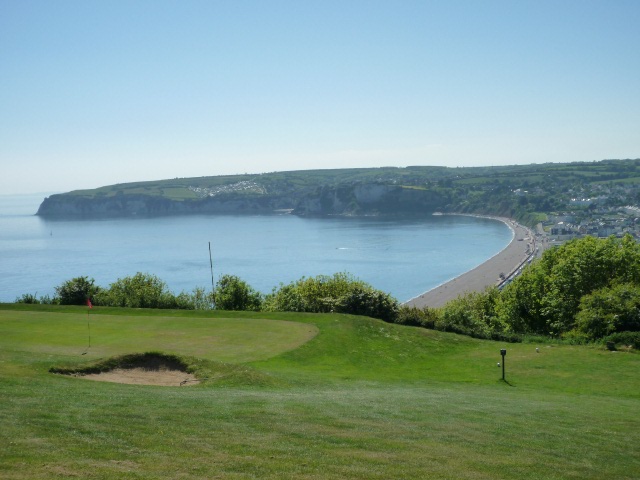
[1,303,638,479]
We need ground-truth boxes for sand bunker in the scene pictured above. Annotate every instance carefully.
[81,367,198,386]
[65,354,199,386]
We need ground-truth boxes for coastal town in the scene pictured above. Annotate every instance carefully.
[545,204,640,243]
[408,179,640,309]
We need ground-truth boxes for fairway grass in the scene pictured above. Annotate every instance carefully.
[1,305,639,479]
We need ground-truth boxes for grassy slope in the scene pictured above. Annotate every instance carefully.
[1,305,639,479]
[63,167,449,199]
[60,160,640,201]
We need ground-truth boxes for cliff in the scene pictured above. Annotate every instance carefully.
[37,160,640,222]
[36,183,448,218]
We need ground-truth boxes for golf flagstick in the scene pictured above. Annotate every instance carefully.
[209,241,215,308]
[82,299,92,355]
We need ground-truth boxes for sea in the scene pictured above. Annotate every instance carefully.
[0,193,513,303]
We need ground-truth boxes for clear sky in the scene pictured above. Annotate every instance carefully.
[1,0,639,195]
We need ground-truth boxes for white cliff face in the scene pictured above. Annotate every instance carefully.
[290,184,399,216]
[36,193,298,217]
[354,184,392,204]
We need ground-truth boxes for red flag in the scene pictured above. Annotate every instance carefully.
[87,299,92,309]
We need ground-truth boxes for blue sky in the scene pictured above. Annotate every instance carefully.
[1,0,639,195]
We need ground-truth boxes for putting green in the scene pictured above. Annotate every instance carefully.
[0,310,318,363]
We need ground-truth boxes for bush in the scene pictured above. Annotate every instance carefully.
[573,283,640,340]
[95,272,177,309]
[486,331,523,343]
[264,273,365,313]
[263,283,306,312]
[38,294,57,305]
[15,292,63,305]
[178,287,214,310]
[437,288,504,339]
[264,272,399,322]
[396,305,438,328]
[214,275,262,311]
[54,276,100,305]
[15,293,41,304]
[333,285,399,323]
[602,331,640,350]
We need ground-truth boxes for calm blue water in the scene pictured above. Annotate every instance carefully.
[0,193,512,303]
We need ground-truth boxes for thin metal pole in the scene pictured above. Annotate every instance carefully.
[501,354,505,380]
[82,309,91,355]
[209,242,215,305]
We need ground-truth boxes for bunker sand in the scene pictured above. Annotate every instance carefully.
[81,367,199,386]
[73,355,199,386]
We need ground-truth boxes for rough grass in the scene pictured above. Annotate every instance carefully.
[1,304,639,479]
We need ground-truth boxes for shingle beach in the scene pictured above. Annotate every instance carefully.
[405,217,541,309]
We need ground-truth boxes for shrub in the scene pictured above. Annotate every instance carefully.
[39,294,57,305]
[333,285,399,323]
[573,283,640,340]
[95,272,177,309]
[264,273,364,313]
[437,288,504,339]
[15,292,64,305]
[602,331,640,349]
[396,305,438,328]
[15,293,41,304]
[263,283,306,312]
[178,287,214,310]
[54,276,100,305]
[264,272,399,322]
[214,275,262,311]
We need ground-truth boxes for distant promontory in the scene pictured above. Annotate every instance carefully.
[36,160,640,226]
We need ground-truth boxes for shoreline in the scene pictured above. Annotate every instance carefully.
[404,215,540,309]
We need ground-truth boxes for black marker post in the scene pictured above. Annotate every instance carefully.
[500,349,507,381]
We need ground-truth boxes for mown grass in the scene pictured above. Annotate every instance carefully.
[1,304,639,479]
[0,306,318,363]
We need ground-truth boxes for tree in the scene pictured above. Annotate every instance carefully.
[263,283,306,312]
[55,276,100,305]
[214,275,262,311]
[574,283,640,340]
[263,272,399,322]
[96,272,177,308]
[264,272,363,313]
[334,284,399,323]
[497,234,640,336]
[496,260,548,334]
[180,287,215,310]
[438,288,504,338]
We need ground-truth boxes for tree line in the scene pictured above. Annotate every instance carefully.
[15,272,400,323]
[412,234,640,347]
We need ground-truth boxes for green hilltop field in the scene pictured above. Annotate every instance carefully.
[1,304,639,479]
